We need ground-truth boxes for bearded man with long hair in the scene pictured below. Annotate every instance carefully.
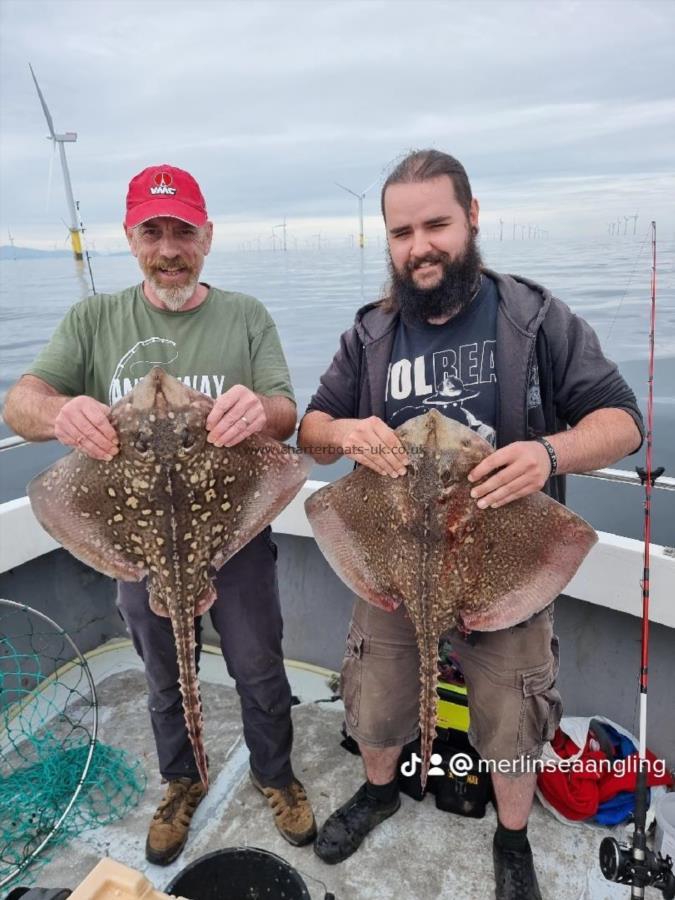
[299,149,643,900]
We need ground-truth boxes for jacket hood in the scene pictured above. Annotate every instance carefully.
[353,268,554,345]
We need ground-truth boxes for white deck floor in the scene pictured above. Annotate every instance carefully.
[8,641,654,900]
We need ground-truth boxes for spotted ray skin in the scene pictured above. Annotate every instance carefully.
[305,410,597,789]
[28,368,311,789]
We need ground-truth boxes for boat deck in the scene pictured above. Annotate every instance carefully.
[9,641,643,900]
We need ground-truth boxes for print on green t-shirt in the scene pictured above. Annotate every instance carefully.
[27,285,295,407]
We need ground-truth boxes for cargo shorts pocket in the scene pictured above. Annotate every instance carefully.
[340,622,365,729]
[517,658,563,758]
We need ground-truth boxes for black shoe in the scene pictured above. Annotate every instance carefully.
[314,783,401,864]
[493,833,542,900]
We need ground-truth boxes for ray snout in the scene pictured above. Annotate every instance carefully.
[398,409,488,454]
[130,367,192,414]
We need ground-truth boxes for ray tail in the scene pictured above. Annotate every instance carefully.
[416,627,441,794]
[171,609,209,790]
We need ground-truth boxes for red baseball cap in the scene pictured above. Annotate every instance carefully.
[124,164,208,228]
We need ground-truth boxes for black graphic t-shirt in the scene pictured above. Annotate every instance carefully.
[385,275,499,445]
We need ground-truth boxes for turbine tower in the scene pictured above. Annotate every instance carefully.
[273,217,287,251]
[335,177,378,249]
[29,64,83,261]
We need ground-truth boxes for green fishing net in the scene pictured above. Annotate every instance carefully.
[0,599,146,890]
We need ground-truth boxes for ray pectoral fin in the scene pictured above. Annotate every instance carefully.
[28,456,146,582]
[204,437,311,569]
[305,483,402,612]
[455,492,598,631]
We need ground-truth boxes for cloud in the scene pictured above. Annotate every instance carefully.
[1,0,673,246]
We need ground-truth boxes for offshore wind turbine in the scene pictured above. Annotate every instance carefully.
[273,217,287,251]
[335,177,378,249]
[29,64,83,261]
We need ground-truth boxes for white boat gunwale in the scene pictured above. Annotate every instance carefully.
[1,478,673,629]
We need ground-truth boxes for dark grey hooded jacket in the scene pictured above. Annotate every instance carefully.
[302,269,644,504]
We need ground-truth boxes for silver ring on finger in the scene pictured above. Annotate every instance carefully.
[240,415,250,427]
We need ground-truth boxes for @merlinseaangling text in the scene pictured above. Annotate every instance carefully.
[401,751,669,780]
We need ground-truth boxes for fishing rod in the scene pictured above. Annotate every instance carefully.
[599,221,674,899]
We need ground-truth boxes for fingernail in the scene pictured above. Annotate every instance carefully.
[477,499,487,509]
[467,474,474,482]
[470,490,477,499]
[105,455,113,462]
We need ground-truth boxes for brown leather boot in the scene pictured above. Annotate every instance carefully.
[250,771,317,846]
[145,777,206,865]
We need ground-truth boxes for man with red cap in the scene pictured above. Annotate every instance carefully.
[4,164,317,865]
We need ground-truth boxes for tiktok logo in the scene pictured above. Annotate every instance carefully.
[400,752,445,777]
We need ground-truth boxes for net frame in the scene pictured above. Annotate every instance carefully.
[0,598,98,890]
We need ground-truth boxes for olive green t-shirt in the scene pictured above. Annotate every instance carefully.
[26,284,295,407]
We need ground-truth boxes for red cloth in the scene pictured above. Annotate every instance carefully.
[537,727,673,821]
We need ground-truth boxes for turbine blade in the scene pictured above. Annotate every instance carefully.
[335,181,359,198]
[29,63,56,139]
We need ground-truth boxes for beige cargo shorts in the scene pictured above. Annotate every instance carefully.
[340,597,562,771]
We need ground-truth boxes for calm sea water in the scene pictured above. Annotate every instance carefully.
[1,237,673,544]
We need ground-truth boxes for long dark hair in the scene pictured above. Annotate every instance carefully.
[380,149,473,221]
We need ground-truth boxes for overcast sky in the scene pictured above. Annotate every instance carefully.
[1,0,673,250]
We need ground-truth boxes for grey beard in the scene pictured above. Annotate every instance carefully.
[149,276,199,311]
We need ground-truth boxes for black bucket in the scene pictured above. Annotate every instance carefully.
[165,847,314,900]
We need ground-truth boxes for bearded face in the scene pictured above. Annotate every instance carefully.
[141,254,200,311]
[126,217,212,311]
[388,227,483,326]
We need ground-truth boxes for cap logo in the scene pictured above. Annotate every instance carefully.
[149,171,176,196]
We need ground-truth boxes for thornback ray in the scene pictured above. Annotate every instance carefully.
[305,410,597,789]
[28,367,311,790]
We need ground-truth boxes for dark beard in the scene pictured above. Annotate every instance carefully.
[389,233,483,326]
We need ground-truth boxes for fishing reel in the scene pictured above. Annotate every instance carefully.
[600,836,675,899]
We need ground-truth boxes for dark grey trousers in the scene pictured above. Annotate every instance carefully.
[116,528,294,788]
